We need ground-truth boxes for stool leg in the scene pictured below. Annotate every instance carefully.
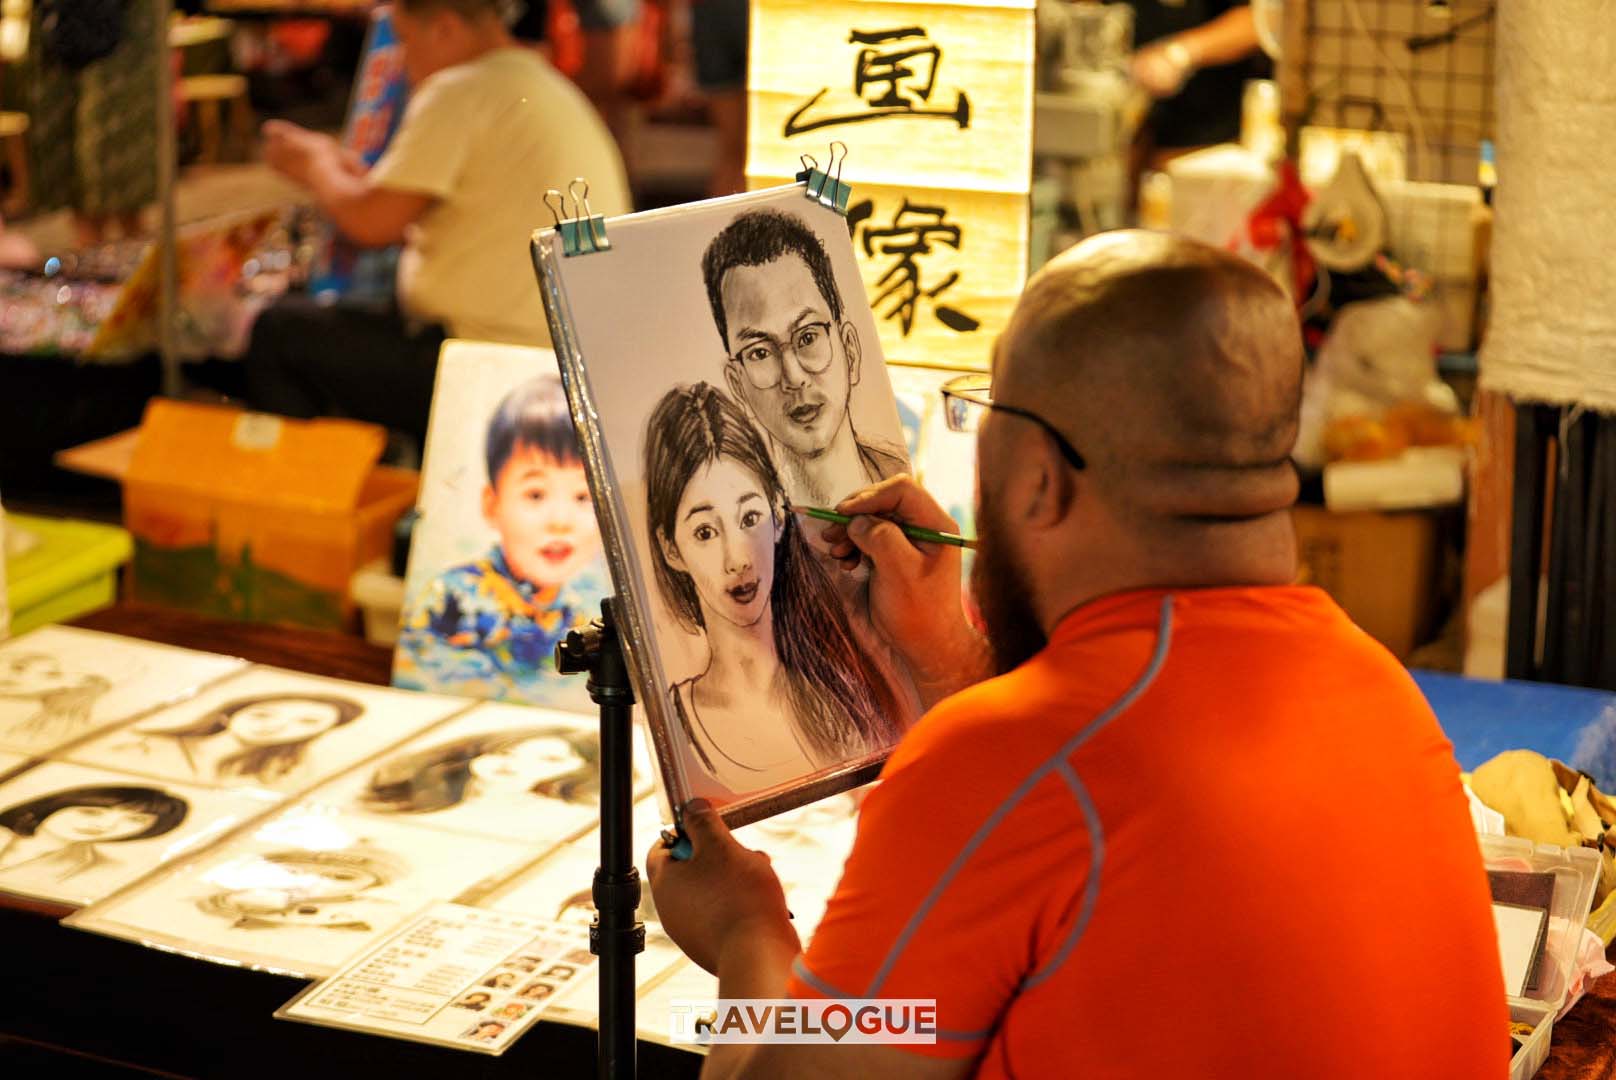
[198,99,222,165]
[228,93,254,163]
[3,133,28,217]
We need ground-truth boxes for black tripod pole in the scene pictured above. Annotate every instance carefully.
[556,598,643,1080]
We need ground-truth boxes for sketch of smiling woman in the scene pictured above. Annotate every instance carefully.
[0,652,112,745]
[645,383,902,792]
[0,784,187,881]
[360,725,603,815]
[126,693,364,785]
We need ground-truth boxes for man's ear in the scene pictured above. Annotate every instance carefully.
[481,485,498,526]
[723,360,747,405]
[657,526,686,574]
[1024,433,1078,528]
[841,321,862,387]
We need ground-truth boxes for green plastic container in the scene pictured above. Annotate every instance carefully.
[6,514,133,634]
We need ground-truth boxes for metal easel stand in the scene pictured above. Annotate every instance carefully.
[556,597,643,1080]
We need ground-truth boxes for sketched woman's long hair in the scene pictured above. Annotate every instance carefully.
[644,383,901,769]
[359,725,603,813]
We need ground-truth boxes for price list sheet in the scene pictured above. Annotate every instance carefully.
[277,903,594,1054]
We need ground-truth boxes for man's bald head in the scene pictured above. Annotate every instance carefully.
[996,231,1303,524]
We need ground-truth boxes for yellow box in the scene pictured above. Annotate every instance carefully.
[1291,505,1441,660]
[120,400,417,631]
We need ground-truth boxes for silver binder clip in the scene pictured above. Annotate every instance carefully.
[546,178,611,257]
[795,141,852,214]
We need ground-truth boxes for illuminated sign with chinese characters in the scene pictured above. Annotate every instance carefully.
[749,0,1034,371]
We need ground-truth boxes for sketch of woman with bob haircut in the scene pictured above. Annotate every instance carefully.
[359,725,602,815]
[0,784,188,881]
[131,693,364,784]
[644,382,902,791]
[0,652,112,746]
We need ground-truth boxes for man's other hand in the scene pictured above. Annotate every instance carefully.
[646,799,798,975]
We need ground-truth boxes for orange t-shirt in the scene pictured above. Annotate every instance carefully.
[789,586,1508,1078]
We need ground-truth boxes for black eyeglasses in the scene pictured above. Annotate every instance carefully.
[941,373,1087,471]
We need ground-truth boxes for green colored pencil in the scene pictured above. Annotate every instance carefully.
[792,505,978,550]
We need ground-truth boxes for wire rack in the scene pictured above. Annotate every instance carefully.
[1281,0,1495,186]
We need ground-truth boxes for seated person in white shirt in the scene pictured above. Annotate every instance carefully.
[243,0,630,448]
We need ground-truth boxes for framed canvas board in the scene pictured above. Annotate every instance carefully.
[533,182,923,826]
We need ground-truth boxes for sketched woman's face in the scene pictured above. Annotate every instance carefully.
[0,654,90,699]
[666,458,779,629]
[470,735,584,794]
[226,699,344,747]
[39,804,157,844]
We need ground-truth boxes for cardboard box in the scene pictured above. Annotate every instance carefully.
[119,400,416,630]
[1292,505,1441,659]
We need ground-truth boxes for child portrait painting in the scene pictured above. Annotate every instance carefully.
[394,342,608,711]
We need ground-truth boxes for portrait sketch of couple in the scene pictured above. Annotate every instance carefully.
[537,185,920,818]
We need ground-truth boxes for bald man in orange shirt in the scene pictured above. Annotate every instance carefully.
[648,232,1508,1079]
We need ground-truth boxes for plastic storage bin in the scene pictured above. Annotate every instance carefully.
[1478,834,1602,1080]
[5,514,133,635]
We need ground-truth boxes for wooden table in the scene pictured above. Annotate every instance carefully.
[0,605,701,1079]
[3,604,1614,1076]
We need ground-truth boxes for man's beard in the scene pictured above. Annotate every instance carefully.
[970,491,1048,676]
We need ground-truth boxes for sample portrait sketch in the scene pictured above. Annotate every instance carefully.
[0,761,278,908]
[494,1002,531,1021]
[394,342,608,713]
[68,809,540,978]
[319,703,645,845]
[534,184,919,818]
[463,1020,507,1043]
[127,693,365,786]
[646,385,902,792]
[701,209,907,506]
[0,627,244,756]
[65,668,466,796]
[194,847,403,932]
[454,992,492,1011]
[516,981,555,1002]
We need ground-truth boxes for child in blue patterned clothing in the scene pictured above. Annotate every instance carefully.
[395,375,604,708]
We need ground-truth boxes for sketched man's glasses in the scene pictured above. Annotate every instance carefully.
[728,321,836,390]
[941,373,1087,471]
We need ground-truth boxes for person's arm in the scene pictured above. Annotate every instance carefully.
[646,802,973,1080]
[819,475,993,708]
[261,120,431,247]
[1132,5,1259,98]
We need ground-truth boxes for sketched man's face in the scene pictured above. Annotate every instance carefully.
[0,654,90,699]
[40,804,157,844]
[226,700,344,747]
[665,459,779,629]
[720,255,859,461]
[482,444,601,589]
[470,736,584,795]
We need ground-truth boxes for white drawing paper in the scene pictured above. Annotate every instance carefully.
[306,701,648,846]
[0,760,280,907]
[62,667,468,795]
[277,902,593,1055]
[393,341,608,713]
[0,626,245,756]
[1493,901,1549,998]
[540,184,921,820]
[0,751,29,778]
[67,807,542,978]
